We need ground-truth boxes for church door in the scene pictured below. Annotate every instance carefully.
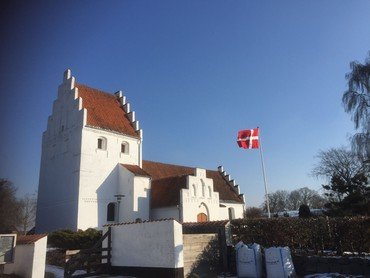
[197,213,208,222]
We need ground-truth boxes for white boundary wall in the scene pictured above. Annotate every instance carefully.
[4,236,47,278]
[104,219,183,269]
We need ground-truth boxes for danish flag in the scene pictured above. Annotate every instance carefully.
[237,128,260,149]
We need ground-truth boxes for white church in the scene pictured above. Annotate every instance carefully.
[35,70,245,233]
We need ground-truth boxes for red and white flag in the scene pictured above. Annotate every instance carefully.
[237,128,259,149]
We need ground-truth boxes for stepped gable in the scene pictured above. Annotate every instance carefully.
[76,83,140,138]
[142,160,244,208]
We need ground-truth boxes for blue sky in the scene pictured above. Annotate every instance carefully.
[1,1,370,207]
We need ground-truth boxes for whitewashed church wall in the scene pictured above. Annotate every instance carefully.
[132,176,151,221]
[116,167,151,222]
[36,74,84,232]
[77,127,141,230]
[117,166,134,222]
[103,220,183,269]
[180,168,222,222]
[219,201,245,220]
[151,206,179,221]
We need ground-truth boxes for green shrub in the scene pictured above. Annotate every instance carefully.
[231,217,370,255]
[48,228,102,250]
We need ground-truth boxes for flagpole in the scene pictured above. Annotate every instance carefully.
[258,127,271,218]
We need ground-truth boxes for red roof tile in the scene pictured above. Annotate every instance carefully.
[17,234,47,245]
[121,164,151,177]
[104,218,178,227]
[76,84,139,138]
[142,160,244,208]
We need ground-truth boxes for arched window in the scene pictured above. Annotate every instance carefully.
[228,207,235,220]
[201,179,205,197]
[107,202,116,222]
[97,137,107,150]
[121,141,129,154]
[208,186,212,198]
[192,184,197,196]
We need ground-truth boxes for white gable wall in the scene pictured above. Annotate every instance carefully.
[77,127,142,230]
[180,168,221,222]
[36,74,84,232]
[117,166,150,222]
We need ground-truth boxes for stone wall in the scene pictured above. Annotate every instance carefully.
[293,255,370,276]
[183,234,220,277]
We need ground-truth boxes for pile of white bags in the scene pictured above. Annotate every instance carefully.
[264,247,295,278]
[235,242,263,278]
[235,243,295,278]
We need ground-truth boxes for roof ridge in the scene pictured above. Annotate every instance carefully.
[143,160,220,172]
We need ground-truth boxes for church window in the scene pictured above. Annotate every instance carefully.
[121,142,129,154]
[192,184,197,196]
[107,202,116,221]
[201,179,206,197]
[97,137,107,150]
[228,207,235,220]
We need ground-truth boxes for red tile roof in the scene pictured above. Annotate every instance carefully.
[17,234,47,245]
[104,218,178,227]
[76,84,140,138]
[142,160,244,208]
[121,164,151,177]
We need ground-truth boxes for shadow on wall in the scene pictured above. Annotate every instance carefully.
[187,238,220,278]
[96,165,120,229]
[175,244,183,267]
[133,195,150,221]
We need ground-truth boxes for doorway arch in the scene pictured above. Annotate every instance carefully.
[197,202,209,222]
[197,213,208,222]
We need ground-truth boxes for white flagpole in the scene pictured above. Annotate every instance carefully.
[258,127,271,218]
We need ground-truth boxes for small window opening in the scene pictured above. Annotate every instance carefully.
[107,202,116,221]
[121,142,129,154]
[97,137,107,150]
[228,207,235,220]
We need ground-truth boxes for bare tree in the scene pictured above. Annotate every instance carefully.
[261,190,289,213]
[0,179,21,233]
[287,187,326,210]
[18,193,37,235]
[342,53,370,161]
[244,207,263,218]
[312,147,366,201]
[312,147,369,215]
[261,187,326,213]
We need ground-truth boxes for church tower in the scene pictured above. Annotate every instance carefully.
[36,70,146,232]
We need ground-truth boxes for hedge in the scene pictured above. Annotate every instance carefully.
[48,228,102,250]
[230,217,370,255]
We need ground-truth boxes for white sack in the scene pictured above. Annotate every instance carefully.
[265,247,295,278]
[236,242,263,278]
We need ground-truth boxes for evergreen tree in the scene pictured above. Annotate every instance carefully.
[298,204,311,218]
